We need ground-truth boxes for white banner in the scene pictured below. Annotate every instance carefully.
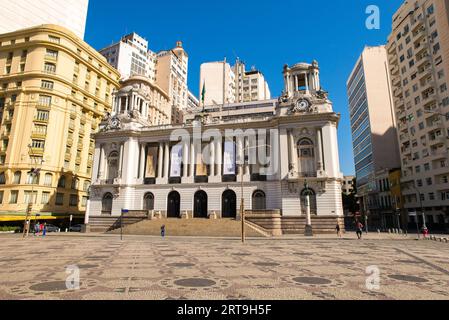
[170,145,183,177]
[223,140,236,175]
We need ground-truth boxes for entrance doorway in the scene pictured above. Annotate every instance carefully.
[222,190,237,218]
[194,190,208,218]
[167,191,180,218]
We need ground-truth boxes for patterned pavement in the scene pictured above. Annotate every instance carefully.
[0,234,448,300]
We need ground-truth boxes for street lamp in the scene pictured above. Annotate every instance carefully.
[303,180,313,236]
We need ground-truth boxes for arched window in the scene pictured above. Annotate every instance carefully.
[83,180,91,192]
[297,138,316,177]
[58,176,66,188]
[0,172,5,185]
[44,173,52,186]
[143,192,154,211]
[71,177,79,190]
[252,190,266,210]
[13,171,21,184]
[107,151,119,181]
[26,171,39,185]
[301,188,317,215]
[102,193,113,215]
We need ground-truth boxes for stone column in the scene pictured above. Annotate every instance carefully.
[316,129,324,171]
[190,139,196,177]
[237,136,244,177]
[244,137,250,176]
[216,137,222,176]
[118,143,124,178]
[157,143,163,178]
[294,75,298,90]
[96,144,105,179]
[210,140,215,177]
[304,72,309,93]
[164,142,170,178]
[182,139,189,178]
[139,143,146,179]
[288,130,297,173]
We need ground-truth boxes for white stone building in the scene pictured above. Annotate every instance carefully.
[86,60,344,234]
[199,60,236,106]
[100,33,157,82]
[0,0,89,39]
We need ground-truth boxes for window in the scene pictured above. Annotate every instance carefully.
[102,193,113,214]
[26,171,40,184]
[69,194,78,206]
[41,80,54,90]
[55,193,64,205]
[0,172,5,184]
[417,179,423,187]
[41,192,50,205]
[38,95,52,106]
[48,36,60,44]
[0,191,3,204]
[35,110,49,121]
[83,180,90,192]
[81,196,88,207]
[427,4,434,15]
[31,140,45,149]
[45,49,58,59]
[71,178,79,190]
[143,193,154,211]
[13,171,21,184]
[426,177,433,186]
[44,62,56,74]
[44,173,52,186]
[9,190,18,204]
[24,191,37,204]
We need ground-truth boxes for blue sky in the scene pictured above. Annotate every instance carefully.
[85,0,404,176]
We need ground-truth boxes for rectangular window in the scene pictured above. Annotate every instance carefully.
[41,80,54,90]
[9,190,18,204]
[44,63,56,74]
[81,196,88,207]
[31,140,45,149]
[45,49,58,59]
[48,36,60,44]
[0,191,3,204]
[69,194,78,206]
[35,110,49,121]
[41,192,50,205]
[55,193,64,205]
[38,95,52,106]
[24,191,37,204]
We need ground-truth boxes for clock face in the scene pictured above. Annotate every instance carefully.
[110,117,120,128]
[297,99,310,111]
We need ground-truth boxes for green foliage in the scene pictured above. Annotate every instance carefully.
[0,226,20,232]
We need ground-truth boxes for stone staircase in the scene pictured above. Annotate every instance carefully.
[107,218,266,237]
[87,216,147,233]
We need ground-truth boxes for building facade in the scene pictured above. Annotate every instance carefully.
[0,0,89,39]
[100,33,157,82]
[234,59,271,103]
[386,0,449,227]
[342,176,355,195]
[199,60,236,106]
[0,25,120,218]
[86,61,344,234]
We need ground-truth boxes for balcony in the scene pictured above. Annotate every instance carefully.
[31,131,46,139]
[390,65,399,75]
[392,76,401,87]
[75,156,82,164]
[393,87,403,97]
[33,117,49,124]
[68,122,75,131]
[29,147,44,155]
[429,136,447,147]
[64,153,72,161]
[430,149,448,160]
[77,142,83,150]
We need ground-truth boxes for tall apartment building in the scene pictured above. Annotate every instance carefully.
[199,60,236,106]
[234,59,271,103]
[347,46,402,228]
[187,90,199,110]
[342,176,355,195]
[155,41,189,113]
[0,25,120,219]
[386,0,449,227]
[0,0,89,39]
[100,33,157,82]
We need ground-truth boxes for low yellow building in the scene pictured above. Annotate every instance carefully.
[0,24,120,219]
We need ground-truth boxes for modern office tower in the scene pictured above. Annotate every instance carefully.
[100,33,157,82]
[155,41,189,112]
[86,60,344,234]
[233,59,271,103]
[199,60,236,106]
[0,0,89,39]
[187,90,199,110]
[386,0,449,228]
[346,46,402,227]
[0,25,120,220]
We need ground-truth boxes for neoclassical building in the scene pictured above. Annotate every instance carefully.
[86,61,344,234]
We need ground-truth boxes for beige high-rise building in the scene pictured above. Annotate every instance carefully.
[0,25,120,219]
[199,60,236,106]
[234,59,271,103]
[155,41,189,112]
[387,0,449,227]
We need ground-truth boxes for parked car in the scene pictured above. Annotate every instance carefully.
[69,224,83,232]
[45,224,60,233]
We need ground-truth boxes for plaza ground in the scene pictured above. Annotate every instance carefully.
[0,233,448,300]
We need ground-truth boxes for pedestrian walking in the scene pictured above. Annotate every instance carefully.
[356,221,364,240]
[39,222,44,236]
[34,221,40,236]
[42,223,47,237]
[161,225,166,238]
[336,224,342,238]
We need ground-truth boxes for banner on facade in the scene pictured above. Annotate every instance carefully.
[170,144,183,177]
[196,144,208,176]
[145,146,158,178]
[223,140,236,175]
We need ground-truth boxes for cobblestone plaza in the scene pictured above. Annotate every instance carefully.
[0,234,448,300]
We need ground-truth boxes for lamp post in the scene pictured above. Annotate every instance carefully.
[303,180,313,236]
[410,184,426,237]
